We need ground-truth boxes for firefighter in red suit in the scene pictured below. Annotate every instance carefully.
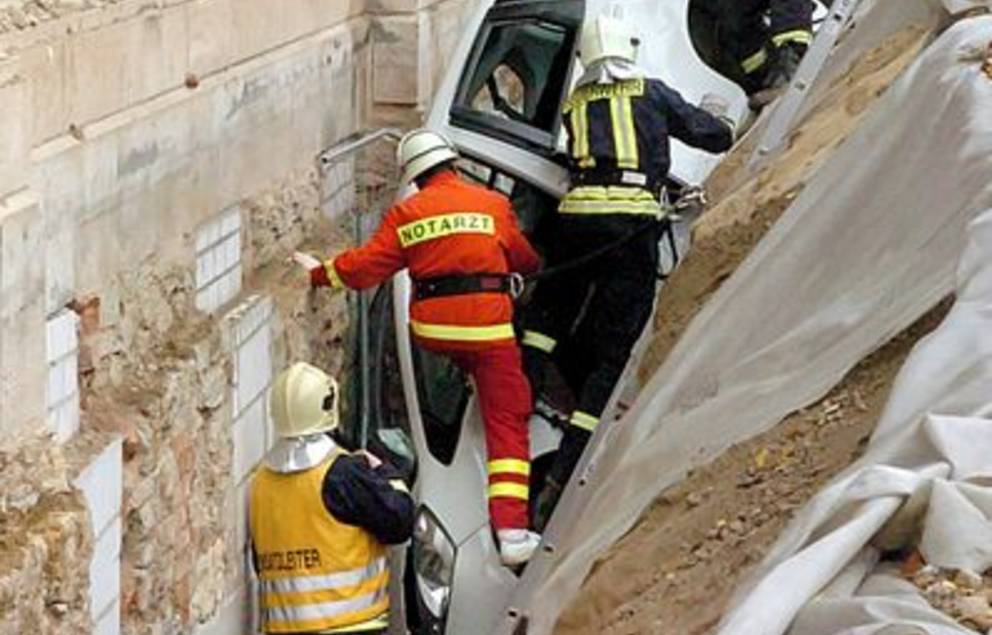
[293,129,542,566]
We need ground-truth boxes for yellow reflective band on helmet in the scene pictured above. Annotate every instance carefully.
[569,101,596,169]
[570,411,599,432]
[396,213,495,248]
[522,330,557,353]
[610,95,639,170]
[742,48,769,74]
[488,459,531,477]
[772,29,813,48]
[487,482,529,500]
[410,320,515,342]
[325,259,344,290]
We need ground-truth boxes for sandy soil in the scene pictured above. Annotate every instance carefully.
[554,24,937,635]
[556,301,950,635]
[639,24,931,382]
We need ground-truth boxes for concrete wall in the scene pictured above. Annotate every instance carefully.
[0,0,481,633]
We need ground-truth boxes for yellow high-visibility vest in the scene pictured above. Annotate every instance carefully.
[249,453,389,634]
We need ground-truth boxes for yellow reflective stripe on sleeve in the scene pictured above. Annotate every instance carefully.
[396,213,495,248]
[487,482,529,500]
[522,330,557,353]
[410,320,515,342]
[325,259,344,289]
[488,459,530,477]
[772,29,813,47]
[570,411,599,432]
[742,48,769,74]
[389,479,409,493]
[610,95,639,170]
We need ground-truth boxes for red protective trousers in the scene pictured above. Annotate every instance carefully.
[450,344,532,531]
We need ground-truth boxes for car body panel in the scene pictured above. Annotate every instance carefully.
[395,1,755,632]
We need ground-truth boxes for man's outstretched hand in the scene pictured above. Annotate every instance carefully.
[292,252,329,287]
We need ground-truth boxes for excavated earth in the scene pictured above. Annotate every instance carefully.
[555,24,938,635]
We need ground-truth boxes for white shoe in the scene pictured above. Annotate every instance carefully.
[497,529,541,566]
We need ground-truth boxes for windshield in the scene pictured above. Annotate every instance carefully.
[451,1,583,153]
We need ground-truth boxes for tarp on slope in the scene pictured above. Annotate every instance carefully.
[715,19,992,635]
[515,5,992,633]
[717,202,992,634]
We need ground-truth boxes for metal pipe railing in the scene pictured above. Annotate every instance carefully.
[318,128,403,450]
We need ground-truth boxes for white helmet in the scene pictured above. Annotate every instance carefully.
[578,16,640,66]
[396,128,459,185]
[269,362,339,438]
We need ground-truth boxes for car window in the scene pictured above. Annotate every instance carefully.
[413,346,469,466]
[365,283,417,479]
[452,3,582,153]
[456,155,559,245]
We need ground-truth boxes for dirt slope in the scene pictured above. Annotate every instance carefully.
[555,24,936,635]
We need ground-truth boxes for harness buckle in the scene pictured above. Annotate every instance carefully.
[508,273,525,300]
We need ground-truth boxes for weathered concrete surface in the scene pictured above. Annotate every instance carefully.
[0,0,479,632]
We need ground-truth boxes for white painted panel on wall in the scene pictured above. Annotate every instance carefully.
[195,206,243,314]
[45,310,80,442]
[232,399,267,484]
[93,598,120,635]
[73,437,123,537]
[89,516,122,619]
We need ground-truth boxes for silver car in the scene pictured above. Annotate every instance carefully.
[339,0,828,632]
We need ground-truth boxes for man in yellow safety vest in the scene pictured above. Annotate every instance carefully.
[249,362,414,634]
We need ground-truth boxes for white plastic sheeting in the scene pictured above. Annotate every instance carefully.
[717,211,992,635]
[517,4,992,633]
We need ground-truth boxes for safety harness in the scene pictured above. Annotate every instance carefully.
[413,273,525,301]
[410,187,703,301]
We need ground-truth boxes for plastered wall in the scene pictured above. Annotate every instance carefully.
[0,0,480,633]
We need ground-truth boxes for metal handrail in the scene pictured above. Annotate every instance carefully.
[318,128,403,450]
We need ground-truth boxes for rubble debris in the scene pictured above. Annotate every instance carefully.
[907,560,992,633]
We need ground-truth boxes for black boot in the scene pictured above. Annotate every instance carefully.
[764,42,807,91]
[749,42,808,109]
[532,477,563,533]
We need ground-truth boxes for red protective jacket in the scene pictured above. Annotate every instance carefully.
[322,171,540,352]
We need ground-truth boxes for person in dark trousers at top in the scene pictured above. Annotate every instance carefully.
[249,362,413,634]
[723,0,815,99]
[520,15,736,530]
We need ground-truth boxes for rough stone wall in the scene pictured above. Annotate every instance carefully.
[0,0,479,633]
[0,430,114,635]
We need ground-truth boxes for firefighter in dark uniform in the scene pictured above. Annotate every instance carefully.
[249,362,414,634]
[723,0,815,96]
[521,16,736,529]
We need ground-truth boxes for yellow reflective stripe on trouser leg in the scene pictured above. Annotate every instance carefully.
[571,102,596,169]
[610,95,639,169]
[410,321,515,342]
[772,29,813,48]
[522,330,557,354]
[570,411,599,432]
[488,459,531,477]
[742,47,769,74]
[488,482,529,500]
